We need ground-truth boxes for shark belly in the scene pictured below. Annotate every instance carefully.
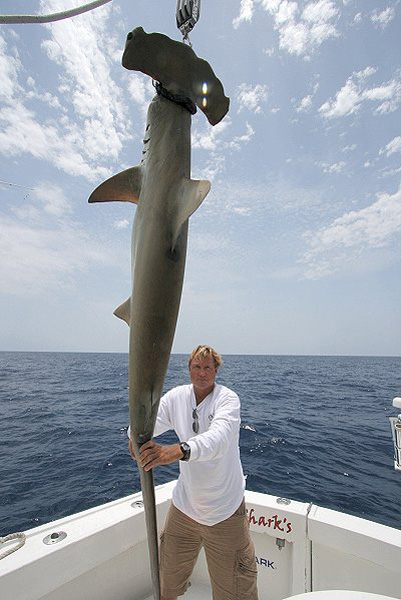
[128,212,188,447]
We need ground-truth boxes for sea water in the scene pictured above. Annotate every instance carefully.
[0,351,400,536]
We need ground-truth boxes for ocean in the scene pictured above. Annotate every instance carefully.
[0,351,400,537]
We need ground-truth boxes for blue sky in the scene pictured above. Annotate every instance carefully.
[0,0,400,356]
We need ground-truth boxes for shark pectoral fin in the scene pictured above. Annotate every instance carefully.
[172,178,211,247]
[88,167,143,204]
[113,297,131,325]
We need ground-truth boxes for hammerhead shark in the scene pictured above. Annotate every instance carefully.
[89,27,229,599]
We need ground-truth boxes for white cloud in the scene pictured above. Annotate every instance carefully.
[319,78,360,118]
[276,1,298,25]
[381,166,401,178]
[0,182,110,296]
[296,81,319,112]
[379,136,401,157]
[0,33,21,100]
[233,0,340,56]
[236,83,269,113]
[229,123,256,149]
[192,119,231,152]
[342,144,357,153]
[301,185,401,278]
[280,0,340,56]
[366,80,401,114]
[126,73,155,118]
[233,206,252,216]
[0,103,112,182]
[24,76,63,110]
[371,7,396,29]
[199,154,227,182]
[317,161,346,173]
[0,3,131,183]
[233,0,255,28]
[193,118,255,181]
[302,0,336,24]
[263,47,275,56]
[192,118,231,180]
[113,219,130,229]
[34,182,72,217]
[356,66,377,80]
[296,94,313,112]
[319,68,401,119]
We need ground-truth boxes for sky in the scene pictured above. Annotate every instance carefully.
[0,0,400,356]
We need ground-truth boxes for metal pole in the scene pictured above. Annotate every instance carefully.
[0,0,112,24]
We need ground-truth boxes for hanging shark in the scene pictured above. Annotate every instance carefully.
[88,27,229,600]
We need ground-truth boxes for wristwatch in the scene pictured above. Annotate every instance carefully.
[179,442,191,462]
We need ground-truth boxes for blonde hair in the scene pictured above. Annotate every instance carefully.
[188,345,223,370]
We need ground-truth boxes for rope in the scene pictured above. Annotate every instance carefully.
[0,179,34,190]
[154,81,197,116]
[0,532,26,559]
[0,0,112,24]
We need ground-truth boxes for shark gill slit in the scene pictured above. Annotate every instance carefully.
[166,245,180,262]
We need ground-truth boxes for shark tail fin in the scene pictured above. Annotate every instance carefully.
[88,167,143,204]
[114,297,131,326]
[172,178,211,248]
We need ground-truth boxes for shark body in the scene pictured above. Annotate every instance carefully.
[89,93,210,598]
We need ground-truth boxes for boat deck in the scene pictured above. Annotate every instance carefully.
[145,583,212,599]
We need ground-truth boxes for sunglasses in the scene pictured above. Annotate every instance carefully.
[192,408,199,434]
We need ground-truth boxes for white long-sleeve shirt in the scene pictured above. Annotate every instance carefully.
[153,383,246,526]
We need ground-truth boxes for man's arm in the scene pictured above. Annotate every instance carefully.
[186,392,240,462]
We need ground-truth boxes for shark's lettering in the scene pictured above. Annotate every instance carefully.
[256,556,275,569]
[247,508,292,534]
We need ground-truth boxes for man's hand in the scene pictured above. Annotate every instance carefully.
[138,440,183,471]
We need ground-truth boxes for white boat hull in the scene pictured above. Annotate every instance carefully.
[1,481,400,600]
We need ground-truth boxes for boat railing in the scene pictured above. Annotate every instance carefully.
[389,397,401,472]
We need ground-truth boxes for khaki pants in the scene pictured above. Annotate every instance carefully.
[160,500,259,599]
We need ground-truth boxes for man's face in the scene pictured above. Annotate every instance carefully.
[189,354,217,391]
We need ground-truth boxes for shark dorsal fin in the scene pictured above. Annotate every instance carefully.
[114,297,131,325]
[88,167,143,204]
[172,178,211,248]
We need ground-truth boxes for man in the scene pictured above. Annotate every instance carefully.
[129,345,258,600]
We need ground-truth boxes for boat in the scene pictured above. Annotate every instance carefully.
[1,473,400,600]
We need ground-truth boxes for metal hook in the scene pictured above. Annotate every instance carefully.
[176,0,200,42]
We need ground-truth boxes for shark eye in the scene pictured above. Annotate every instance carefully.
[127,32,133,40]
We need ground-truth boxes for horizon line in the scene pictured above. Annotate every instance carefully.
[0,350,400,359]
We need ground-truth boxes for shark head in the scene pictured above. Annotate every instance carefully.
[122,27,229,126]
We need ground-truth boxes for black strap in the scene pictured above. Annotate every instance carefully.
[155,81,197,115]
